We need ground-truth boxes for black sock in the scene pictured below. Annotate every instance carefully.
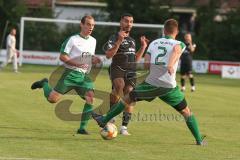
[122,112,132,127]
[181,78,185,87]
[190,77,195,86]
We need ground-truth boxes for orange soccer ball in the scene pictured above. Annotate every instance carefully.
[100,123,118,140]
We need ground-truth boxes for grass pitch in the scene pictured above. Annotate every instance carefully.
[0,65,240,160]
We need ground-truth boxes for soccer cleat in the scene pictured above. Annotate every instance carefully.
[119,126,131,136]
[91,112,106,128]
[191,86,196,92]
[31,78,48,90]
[77,129,90,135]
[196,135,207,146]
[181,86,186,92]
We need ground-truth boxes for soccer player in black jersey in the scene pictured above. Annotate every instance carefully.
[104,13,149,135]
[180,33,196,92]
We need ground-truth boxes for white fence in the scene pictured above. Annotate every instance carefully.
[222,65,240,79]
[1,50,240,77]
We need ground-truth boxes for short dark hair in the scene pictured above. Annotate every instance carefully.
[164,19,178,34]
[121,13,133,19]
[81,15,94,24]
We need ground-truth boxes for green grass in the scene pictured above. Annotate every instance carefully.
[0,65,240,160]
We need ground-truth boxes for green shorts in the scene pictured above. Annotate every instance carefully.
[129,82,186,111]
[54,68,94,98]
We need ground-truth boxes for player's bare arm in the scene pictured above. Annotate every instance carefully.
[135,36,149,61]
[185,34,196,53]
[92,55,101,65]
[144,52,151,69]
[105,31,127,59]
[167,44,182,75]
[188,42,196,53]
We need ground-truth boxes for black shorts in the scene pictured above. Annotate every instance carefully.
[180,62,192,75]
[109,65,136,87]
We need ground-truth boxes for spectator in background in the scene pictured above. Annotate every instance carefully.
[1,28,18,72]
[180,33,196,92]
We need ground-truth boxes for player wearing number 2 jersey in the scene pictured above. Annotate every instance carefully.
[92,19,206,145]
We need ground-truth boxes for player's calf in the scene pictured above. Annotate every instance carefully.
[85,91,94,104]
[47,90,61,103]
[179,106,203,145]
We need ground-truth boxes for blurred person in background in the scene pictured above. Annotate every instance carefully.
[1,28,18,72]
[180,33,196,92]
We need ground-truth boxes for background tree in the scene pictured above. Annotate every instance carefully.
[104,0,173,52]
[195,0,240,61]
[0,0,27,49]
[24,4,61,51]
[105,0,172,23]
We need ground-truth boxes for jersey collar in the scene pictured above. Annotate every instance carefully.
[163,35,174,39]
[79,33,89,39]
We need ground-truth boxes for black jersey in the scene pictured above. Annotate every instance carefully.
[180,43,196,63]
[105,33,136,69]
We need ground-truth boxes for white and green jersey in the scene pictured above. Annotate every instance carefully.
[145,36,186,88]
[60,33,96,73]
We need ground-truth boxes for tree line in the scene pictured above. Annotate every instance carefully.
[0,0,239,61]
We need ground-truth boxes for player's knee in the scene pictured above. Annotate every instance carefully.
[125,104,134,112]
[85,91,94,104]
[181,75,186,79]
[48,91,61,103]
[189,74,194,78]
[113,79,125,92]
[115,83,125,92]
[47,96,60,103]
[123,85,133,95]
[174,98,188,113]
[122,94,135,106]
[128,91,137,103]
[110,93,120,103]
[180,106,191,117]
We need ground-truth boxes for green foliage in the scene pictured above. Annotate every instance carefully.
[24,6,61,51]
[105,0,240,61]
[105,0,171,24]
[0,0,27,26]
[24,21,61,51]
[0,0,27,47]
[101,0,169,53]
[195,1,240,61]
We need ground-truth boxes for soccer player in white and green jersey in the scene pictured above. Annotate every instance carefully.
[31,15,101,135]
[92,19,206,145]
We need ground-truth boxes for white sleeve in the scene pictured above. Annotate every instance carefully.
[7,35,12,48]
[60,37,73,55]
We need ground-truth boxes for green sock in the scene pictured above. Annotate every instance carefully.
[185,114,202,143]
[79,103,93,130]
[43,82,52,98]
[102,101,125,124]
